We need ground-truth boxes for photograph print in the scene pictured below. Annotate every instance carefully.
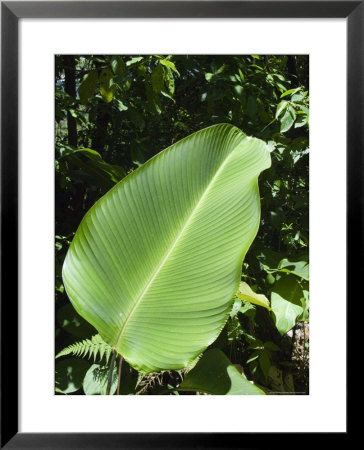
[55,55,309,396]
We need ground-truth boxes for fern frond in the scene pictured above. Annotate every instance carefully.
[56,334,113,364]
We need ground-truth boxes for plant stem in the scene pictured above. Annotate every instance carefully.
[106,349,117,395]
[116,356,123,395]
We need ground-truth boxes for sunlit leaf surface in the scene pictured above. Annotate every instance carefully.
[63,124,271,372]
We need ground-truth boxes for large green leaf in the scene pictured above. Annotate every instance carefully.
[180,349,265,395]
[63,124,271,373]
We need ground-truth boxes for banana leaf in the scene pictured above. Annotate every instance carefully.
[63,124,271,373]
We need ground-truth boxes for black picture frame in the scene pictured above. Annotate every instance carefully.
[1,1,356,447]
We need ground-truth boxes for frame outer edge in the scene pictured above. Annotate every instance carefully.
[2,1,362,19]
[1,3,19,449]
[347,2,363,429]
[348,4,364,251]
[0,0,359,447]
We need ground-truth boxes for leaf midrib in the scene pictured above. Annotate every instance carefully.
[113,142,242,351]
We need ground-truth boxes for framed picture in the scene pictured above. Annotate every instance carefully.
[1,0,355,447]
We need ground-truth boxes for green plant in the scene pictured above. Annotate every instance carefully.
[56,334,113,363]
[60,124,270,393]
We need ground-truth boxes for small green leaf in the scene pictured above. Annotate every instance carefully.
[64,147,125,188]
[126,56,143,66]
[271,275,304,335]
[280,88,300,98]
[278,257,309,280]
[229,298,242,318]
[257,250,309,280]
[275,100,288,119]
[239,301,256,319]
[111,56,126,75]
[246,351,260,364]
[236,281,270,310]
[291,93,304,103]
[83,363,118,395]
[159,58,180,75]
[280,106,296,133]
[123,78,132,90]
[233,85,244,98]
[294,115,308,129]
[163,66,175,95]
[180,349,265,395]
[214,64,225,76]
[78,70,98,106]
[160,91,175,103]
[116,100,128,111]
[137,65,147,77]
[99,68,116,103]
[145,83,161,114]
[151,64,164,93]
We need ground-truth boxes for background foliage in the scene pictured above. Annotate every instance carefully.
[55,55,309,395]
